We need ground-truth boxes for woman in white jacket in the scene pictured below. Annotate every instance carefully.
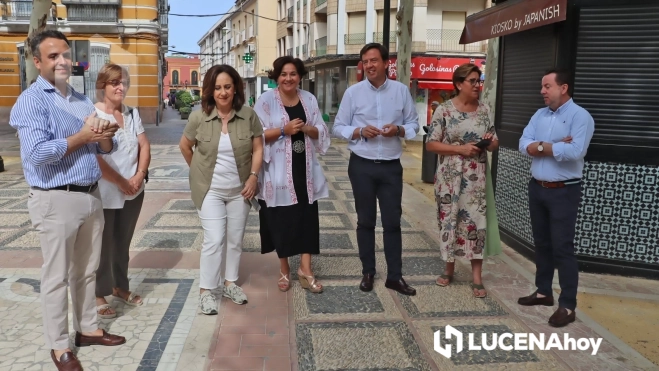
[254,56,330,294]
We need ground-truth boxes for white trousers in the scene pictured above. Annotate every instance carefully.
[27,188,104,350]
[198,187,250,290]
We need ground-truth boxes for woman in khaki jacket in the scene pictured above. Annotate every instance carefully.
[179,65,264,315]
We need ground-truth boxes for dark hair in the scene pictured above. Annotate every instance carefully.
[452,63,482,92]
[201,64,245,115]
[30,30,69,59]
[359,43,389,62]
[267,56,307,80]
[544,68,572,95]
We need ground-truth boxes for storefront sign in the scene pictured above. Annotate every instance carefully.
[0,57,14,62]
[387,57,486,80]
[0,69,15,73]
[460,0,567,44]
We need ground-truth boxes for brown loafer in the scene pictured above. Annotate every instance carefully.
[518,290,554,306]
[51,350,83,371]
[548,307,576,328]
[75,329,126,347]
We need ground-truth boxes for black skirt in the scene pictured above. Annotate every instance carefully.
[258,101,320,258]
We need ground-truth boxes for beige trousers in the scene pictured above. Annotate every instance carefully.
[27,188,104,350]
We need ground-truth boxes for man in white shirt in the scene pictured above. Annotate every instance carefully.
[333,43,420,296]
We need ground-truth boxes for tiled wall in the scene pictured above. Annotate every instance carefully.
[328,0,338,14]
[495,147,659,265]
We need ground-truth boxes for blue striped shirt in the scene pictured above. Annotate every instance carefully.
[9,76,118,188]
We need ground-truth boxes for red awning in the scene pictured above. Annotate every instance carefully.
[417,80,454,90]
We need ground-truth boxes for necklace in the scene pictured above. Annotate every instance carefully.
[217,109,231,120]
[281,94,299,107]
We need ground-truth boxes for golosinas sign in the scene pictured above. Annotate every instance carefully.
[386,57,486,80]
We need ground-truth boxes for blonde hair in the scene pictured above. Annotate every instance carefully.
[452,63,482,93]
[95,63,130,101]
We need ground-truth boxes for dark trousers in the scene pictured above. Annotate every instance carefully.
[348,153,403,281]
[528,179,581,310]
[96,192,144,297]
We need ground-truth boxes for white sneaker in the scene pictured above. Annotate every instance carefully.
[223,283,248,305]
[199,290,218,315]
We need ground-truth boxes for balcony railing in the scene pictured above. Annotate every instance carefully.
[67,4,118,22]
[248,25,254,38]
[373,31,397,44]
[316,0,327,6]
[287,7,293,22]
[344,33,366,45]
[426,29,487,53]
[315,36,327,56]
[287,48,293,56]
[1,1,32,21]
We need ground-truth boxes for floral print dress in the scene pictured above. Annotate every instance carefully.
[426,100,497,262]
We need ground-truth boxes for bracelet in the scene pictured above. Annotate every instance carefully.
[249,171,258,179]
[359,128,364,140]
[138,169,147,176]
[280,127,285,137]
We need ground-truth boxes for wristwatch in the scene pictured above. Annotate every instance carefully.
[278,127,285,140]
[537,141,544,152]
[395,126,401,137]
[249,171,258,179]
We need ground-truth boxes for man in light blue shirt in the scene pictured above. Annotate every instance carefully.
[333,43,419,296]
[517,68,595,328]
[9,30,125,370]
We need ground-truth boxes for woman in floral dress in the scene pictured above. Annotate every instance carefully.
[426,63,498,298]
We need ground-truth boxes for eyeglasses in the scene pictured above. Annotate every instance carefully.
[464,78,483,87]
[106,79,129,87]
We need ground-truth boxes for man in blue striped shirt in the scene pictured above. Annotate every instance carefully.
[9,30,126,371]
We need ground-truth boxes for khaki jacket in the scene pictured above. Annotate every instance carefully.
[183,106,264,209]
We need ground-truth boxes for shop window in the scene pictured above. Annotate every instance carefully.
[346,66,358,88]
[316,69,325,116]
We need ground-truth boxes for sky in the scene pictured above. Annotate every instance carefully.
[167,0,233,56]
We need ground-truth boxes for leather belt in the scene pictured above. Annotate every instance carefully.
[350,153,399,164]
[534,178,581,189]
[32,183,98,193]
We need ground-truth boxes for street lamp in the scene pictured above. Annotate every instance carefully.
[117,21,126,40]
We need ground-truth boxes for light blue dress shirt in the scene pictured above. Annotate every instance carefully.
[332,78,420,160]
[519,99,595,182]
[9,76,118,188]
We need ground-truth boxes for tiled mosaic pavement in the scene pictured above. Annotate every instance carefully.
[1,131,655,370]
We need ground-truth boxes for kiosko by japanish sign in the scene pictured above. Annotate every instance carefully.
[460,0,568,44]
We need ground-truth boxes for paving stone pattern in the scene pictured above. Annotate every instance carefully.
[0,122,642,370]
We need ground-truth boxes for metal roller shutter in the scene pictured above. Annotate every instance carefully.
[574,4,659,162]
[498,25,557,144]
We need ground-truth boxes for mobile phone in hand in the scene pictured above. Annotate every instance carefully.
[475,138,491,149]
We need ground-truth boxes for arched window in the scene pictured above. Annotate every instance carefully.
[172,70,179,85]
[191,71,198,86]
